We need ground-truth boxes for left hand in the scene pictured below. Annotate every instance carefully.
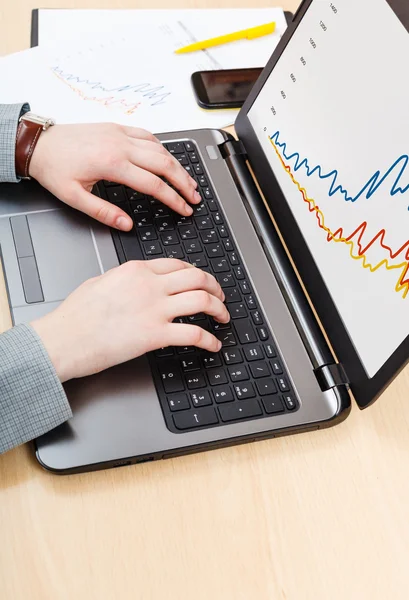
[29,123,201,231]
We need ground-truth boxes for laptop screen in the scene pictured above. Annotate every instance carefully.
[248,0,408,378]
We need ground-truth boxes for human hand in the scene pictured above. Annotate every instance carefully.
[31,259,229,383]
[29,123,201,231]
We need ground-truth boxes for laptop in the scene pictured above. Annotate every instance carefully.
[0,0,407,474]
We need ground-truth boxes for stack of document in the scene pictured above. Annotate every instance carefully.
[0,8,287,133]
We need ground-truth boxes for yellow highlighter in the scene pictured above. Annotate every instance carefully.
[175,22,276,54]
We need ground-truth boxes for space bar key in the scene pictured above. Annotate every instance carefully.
[119,231,144,261]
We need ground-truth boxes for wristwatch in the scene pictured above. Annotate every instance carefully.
[15,112,55,180]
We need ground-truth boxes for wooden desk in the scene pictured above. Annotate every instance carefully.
[1,2,409,599]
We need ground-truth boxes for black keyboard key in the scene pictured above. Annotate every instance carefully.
[159,361,184,394]
[264,343,277,358]
[119,231,144,261]
[213,212,223,225]
[193,202,208,216]
[190,391,212,407]
[189,152,199,163]
[106,186,127,204]
[155,217,174,231]
[167,142,185,154]
[188,254,208,268]
[187,313,206,322]
[217,273,235,288]
[203,353,222,368]
[249,361,270,379]
[179,225,197,240]
[213,386,234,403]
[218,225,228,238]
[243,345,263,361]
[173,407,218,430]
[224,288,241,303]
[154,347,174,358]
[219,399,262,422]
[165,247,184,259]
[256,379,277,396]
[208,199,218,212]
[184,141,195,152]
[223,348,243,365]
[135,215,153,228]
[184,240,202,254]
[130,198,149,213]
[228,365,249,382]
[175,215,192,226]
[205,243,224,258]
[234,382,255,400]
[167,393,190,412]
[153,206,170,218]
[239,280,251,294]
[283,393,297,410]
[103,180,117,187]
[229,302,248,319]
[229,252,239,266]
[195,216,213,230]
[193,163,203,175]
[203,187,213,199]
[186,373,207,389]
[262,396,285,414]
[234,320,257,344]
[176,153,189,166]
[198,175,208,187]
[211,258,229,273]
[143,241,162,256]
[270,359,283,375]
[245,295,257,309]
[216,331,237,347]
[234,265,245,279]
[257,326,269,341]
[200,229,218,244]
[208,368,228,386]
[139,228,157,242]
[277,377,290,392]
[161,232,179,246]
[223,239,234,252]
[177,346,195,354]
[251,310,263,326]
[181,356,201,372]
[184,164,194,176]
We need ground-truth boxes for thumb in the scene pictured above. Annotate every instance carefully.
[68,183,133,231]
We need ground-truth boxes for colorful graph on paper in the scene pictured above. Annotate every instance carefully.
[269,131,409,298]
[247,0,409,376]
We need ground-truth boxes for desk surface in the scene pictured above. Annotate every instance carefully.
[1,1,409,599]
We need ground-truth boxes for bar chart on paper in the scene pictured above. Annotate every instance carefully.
[248,0,409,376]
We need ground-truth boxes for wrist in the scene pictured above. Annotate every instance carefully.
[31,314,76,383]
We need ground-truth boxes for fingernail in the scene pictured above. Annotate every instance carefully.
[116,216,131,230]
[217,341,222,351]
[185,204,193,215]
[192,179,198,188]
[194,191,201,203]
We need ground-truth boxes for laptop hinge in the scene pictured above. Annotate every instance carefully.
[219,139,248,160]
[314,363,350,392]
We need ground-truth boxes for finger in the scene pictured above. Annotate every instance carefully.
[66,183,133,231]
[127,147,201,207]
[129,138,198,191]
[164,267,225,302]
[122,126,160,144]
[146,258,194,275]
[164,323,222,353]
[165,290,230,324]
[121,163,196,217]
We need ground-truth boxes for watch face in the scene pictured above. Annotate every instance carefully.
[22,112,55,128]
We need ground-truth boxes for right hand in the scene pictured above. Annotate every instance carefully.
[31,259,229,383]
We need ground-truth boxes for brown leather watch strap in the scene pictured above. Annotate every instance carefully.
[15,119,44,179]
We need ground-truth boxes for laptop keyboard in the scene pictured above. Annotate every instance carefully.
[99,140,299,433]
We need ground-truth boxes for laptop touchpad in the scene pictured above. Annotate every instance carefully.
[25,209,102,303]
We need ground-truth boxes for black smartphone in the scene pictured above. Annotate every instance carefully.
[191,67,263,110]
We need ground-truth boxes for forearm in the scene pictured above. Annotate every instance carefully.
[0,103,29,182]
[0,324,72,454]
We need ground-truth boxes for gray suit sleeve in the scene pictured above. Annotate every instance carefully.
[0,103,30,183]
[0,324,72,454]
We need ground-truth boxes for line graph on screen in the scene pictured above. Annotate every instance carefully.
[269,131,409,298]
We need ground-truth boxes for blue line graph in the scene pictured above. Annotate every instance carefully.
[51,66,172,106]
[270,131,409,207]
